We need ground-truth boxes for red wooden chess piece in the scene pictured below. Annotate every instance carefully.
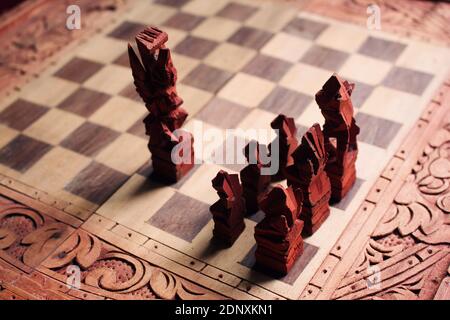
[316,73,360,202]
[286,124,331,236]
[268,114,299,181]
[254,185,304,275]
[210,170,245,246]
[240,141,271,215]
[128,26,194,183]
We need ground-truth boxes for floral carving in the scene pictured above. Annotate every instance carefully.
[373,127,450,245]
[41,230,223,300]
[335,111,450,300]
[0,196,223,300]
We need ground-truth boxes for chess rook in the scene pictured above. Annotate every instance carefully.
[210,170,245,246]
[269,115,298,181]
[286,124,331,236]
[128,26,194,183]
[316,74,360,202]
[255,185,304,275]
[240,141,271,214]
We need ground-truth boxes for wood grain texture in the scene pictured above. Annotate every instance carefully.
[300,0,450,46]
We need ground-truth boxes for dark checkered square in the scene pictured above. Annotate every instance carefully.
[112,51,130,68]
[259,86,312,118]
[301,45,349,71]
[0,99,48,131]
[54,58,103,83]
[174,36,218,59]
[242,54,292,82]
[228,26,273,50]
[197,97,251,129]
[283,17,328,40]
[0,135,51,172]
[154,0,190,7]
[349,80,374,108]
[163,12,205,31]
[57,88,111,117]
[127,116,147,139]
[217,2,258,21]
[108,21,147,42]
[119,83,142,102]
[148,192,211,242]
[61,122,120,157]
[382,67,433,95]
[358,36,406,62]
[64,161,129,205]
[181,64,232,93]
[355,112,402,148]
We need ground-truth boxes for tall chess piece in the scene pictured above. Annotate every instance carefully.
[316,74,360,201]
[286,124,331,236]
[128,26,194,183]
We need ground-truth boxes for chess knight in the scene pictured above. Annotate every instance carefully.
[315,73,360,202]
[128,26,194,183]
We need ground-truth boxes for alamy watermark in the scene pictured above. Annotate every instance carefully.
[367,4,381,30]
[366,265,382,290]
[66,5,81,30]
[66,265,81,290]
[171,123,280,176]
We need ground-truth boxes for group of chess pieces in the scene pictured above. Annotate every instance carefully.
[129,26,360,276]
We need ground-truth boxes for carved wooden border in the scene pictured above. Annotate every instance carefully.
[0,188,228,300]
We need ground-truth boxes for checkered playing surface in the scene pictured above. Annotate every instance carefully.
[0,0,449,299]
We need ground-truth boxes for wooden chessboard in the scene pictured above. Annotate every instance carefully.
[0,0,449,300]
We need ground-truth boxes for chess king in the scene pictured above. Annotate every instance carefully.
[315,73,360,202]
[128,26,194,183]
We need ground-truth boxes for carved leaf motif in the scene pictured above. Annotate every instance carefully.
[398,203,430,236]
[436,194,450,213]
[42,231,83,269]
[0,204,45,250]
[21,222,71,267]
[177,281,221,300]
[0,204,45,226]
[43,231,102,270]
[85,252,151,293]
[150,269,177,300]
[0,228,16,249]
[367,239,403,264]
[76,232,102,269]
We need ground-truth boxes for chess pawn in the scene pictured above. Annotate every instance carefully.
[240,141,271,214]
[210,170,245,246]
[316,73,360,201]
[268,114,299,181]
[286,124,331,236]
[254,185,304,275]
